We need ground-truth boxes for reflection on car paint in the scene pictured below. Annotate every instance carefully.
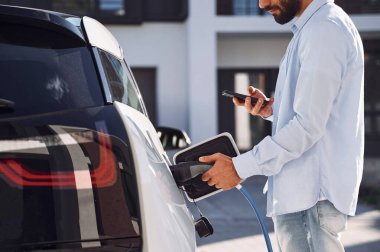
[0,125,118,189]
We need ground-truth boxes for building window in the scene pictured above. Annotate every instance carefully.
[54,0,142,24]
[143,0,188,22]
[0,0,188,24]
[217,0,265,16]
[233,0,260,16]
[99,0,124,13]
[51,0,126,16]
[217,0,380,15]
[335,0,380,14]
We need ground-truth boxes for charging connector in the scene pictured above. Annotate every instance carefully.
[170,161,212,186]
[170,161,215,238]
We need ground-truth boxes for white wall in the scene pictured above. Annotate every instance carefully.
[107,24,189,131]
[187,0,218,143]
[218,35,291,68]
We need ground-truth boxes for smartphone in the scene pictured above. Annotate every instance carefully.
[222,90,269,106]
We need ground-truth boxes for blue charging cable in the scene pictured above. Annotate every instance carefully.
[236,184,273,252]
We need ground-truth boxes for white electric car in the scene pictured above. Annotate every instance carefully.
[0,5,196,251]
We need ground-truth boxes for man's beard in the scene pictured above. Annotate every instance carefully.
[265,0,301,24]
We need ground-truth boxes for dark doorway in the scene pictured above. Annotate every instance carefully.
[218,69,278,152]
[363,39,380,157]
[131,68,157,126]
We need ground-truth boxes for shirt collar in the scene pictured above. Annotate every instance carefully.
[290,0,334,34]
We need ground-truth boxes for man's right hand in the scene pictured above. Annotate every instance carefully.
[233,86,274,118]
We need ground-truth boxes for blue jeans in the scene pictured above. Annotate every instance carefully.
[272,200,347,252]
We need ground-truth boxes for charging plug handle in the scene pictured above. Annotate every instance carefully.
[170,161,212,186]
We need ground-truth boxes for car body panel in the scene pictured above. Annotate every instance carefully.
[82,16,123,60]
[114,102,196,252]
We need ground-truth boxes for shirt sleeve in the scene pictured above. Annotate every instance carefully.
[233,21,350,179]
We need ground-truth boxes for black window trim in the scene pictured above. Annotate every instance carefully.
[92,47,114,104]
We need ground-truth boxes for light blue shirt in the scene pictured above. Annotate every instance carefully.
[232,0,364,217]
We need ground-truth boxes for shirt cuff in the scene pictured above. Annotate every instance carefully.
[232,149,262,180]
[261,115,273,122]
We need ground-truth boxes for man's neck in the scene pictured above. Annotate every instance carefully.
[296,0,314,17]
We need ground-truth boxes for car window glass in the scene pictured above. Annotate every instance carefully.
[0,23,103,118]
[99,50,145,114]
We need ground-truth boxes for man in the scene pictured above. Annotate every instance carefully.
[200,0,364,251]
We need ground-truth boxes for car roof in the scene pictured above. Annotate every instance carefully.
[0,4,85,43]
[0,4,124,60]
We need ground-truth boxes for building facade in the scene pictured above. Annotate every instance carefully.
[1,0,380,158]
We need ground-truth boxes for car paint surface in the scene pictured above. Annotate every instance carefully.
[115,102,196,252]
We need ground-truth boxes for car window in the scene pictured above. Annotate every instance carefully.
[99,50,146,115]
[0,23,103,118]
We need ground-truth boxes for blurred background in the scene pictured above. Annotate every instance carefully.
[0,0,379,250]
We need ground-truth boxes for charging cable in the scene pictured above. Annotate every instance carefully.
[236,184,273,252]
[170,162,273,250]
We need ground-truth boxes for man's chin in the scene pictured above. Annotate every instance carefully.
[274,15,293,25]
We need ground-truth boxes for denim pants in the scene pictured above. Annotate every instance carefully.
[272,200,348,252]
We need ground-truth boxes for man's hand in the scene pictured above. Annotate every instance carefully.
[233,86,274,118]
[199,153,241,190]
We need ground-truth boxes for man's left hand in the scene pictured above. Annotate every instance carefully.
[199,153,241,190]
